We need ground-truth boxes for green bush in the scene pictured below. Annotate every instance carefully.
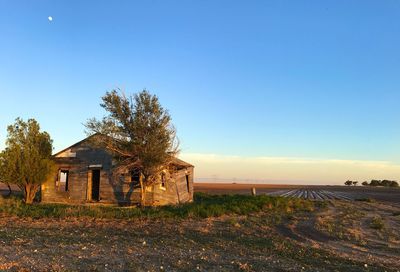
[0,193,315,219]
[365,180,399,187]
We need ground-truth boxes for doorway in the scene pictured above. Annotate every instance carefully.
[91,169,100,201]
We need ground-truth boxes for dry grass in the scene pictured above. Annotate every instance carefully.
[370,216,385,230]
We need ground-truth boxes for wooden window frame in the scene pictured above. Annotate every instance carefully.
[57,169,70,192]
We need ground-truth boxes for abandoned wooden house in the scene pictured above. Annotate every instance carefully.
[41,135,194,206]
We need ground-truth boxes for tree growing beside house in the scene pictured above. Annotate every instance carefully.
[85,90,179,206]
[0,118,54,204]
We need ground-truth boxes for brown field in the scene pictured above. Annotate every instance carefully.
[1,201,400,271]
[194,183,400,206]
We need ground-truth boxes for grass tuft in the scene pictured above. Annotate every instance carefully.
[370,216,384,230]
[392,211,400,216]
[355,198,376,203]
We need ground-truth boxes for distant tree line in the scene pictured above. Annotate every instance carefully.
[344,180,358,186]
[362,180,399,187]
[345,179,399,187]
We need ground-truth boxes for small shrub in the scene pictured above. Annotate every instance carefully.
[355,198,375,203]
[227,218,241,227]
[370,217,384,230]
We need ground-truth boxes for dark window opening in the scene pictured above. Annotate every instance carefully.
[59,170,69,192]
[131,169,141,186]
[160,173,166,188]
[186,175,190,193]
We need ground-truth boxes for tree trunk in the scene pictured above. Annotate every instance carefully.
[6,183,12,196]
[24,183,39,204]
[139,174,146,207]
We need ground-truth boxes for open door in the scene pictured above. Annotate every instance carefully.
[91,169,100,201]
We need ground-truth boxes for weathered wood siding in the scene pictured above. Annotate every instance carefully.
[41,139,113,204]
[143,167,194,206]
[42,161,89,204]
[42,136,194,206]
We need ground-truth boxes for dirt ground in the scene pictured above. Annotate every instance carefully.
[1,183,400,271]
[1,200,400,272]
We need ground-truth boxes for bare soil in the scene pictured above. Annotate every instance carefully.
[1,183,400,271]
[1,200,400,271]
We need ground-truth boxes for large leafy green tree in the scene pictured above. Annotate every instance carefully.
[0,158,12,196]
[0,118,54,204]
[85,90,179,206]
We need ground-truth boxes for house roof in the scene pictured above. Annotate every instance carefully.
[53,133,193,168]
[171,157,194,168]
[52,133,100,157]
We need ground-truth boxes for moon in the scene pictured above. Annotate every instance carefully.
[48,16,53,22]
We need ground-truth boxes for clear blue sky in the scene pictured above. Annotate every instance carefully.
[1,1,399,183]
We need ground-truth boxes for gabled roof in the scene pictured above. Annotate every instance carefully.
[171,157,194,168]
[53,133,193,167]
[52,133,100,157]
